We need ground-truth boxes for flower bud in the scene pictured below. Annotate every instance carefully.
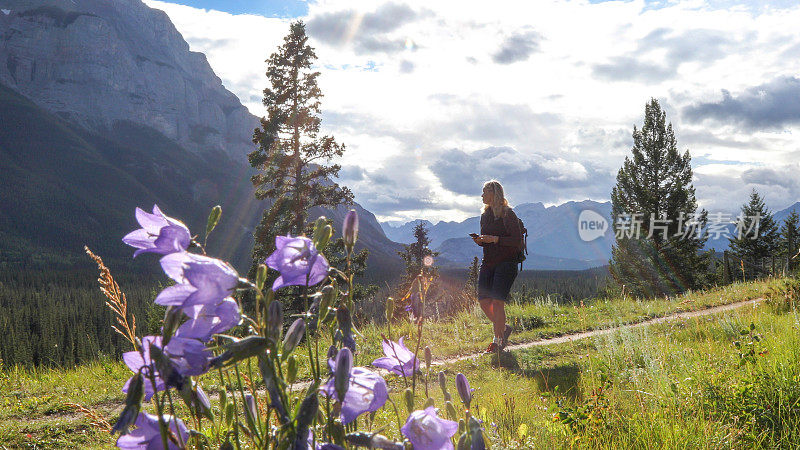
[330,420,346,446]
[424,346,432,369]
[314,216,327,236]
[256,264,268,292]
[161,306,182,346]
[456,373,471,408]
[446,401,458,421]
[343,209,359,251]
[337,306,356,352]
[313,216,333,250]
[266,300,283,342]
[470,428,486,450]
[319,285,335,323]
[327,344,338,361]
[371,434,405,450]
[468,415,482,429]
[320,225,333,250]
[178,380,213,420]
[346,433,404,450]
[282,318,305,359]
[403,388,414,413]
[385,297,394,322]
[210,336,269,369]
[457,432,468,450]
[458,418,466,435]
[334,347,353,401]
[224,401,235,427]
[294,389,319,448]
[195,385,212,419]
[438,371,448,397]
[206,205,222,238]
[244,393,258,430]
[424,397,435,408]
[286,354,297,384]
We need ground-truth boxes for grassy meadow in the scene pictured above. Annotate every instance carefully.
[0,277,796,448]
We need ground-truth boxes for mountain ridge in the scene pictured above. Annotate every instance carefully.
[0,0,404,281]
[384,200,800,267]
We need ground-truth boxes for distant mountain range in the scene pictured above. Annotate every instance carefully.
[0,0,403,280]
[382,201,614,269]
[383,200,800,269]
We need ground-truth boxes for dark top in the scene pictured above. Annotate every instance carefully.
[479,207,522,268]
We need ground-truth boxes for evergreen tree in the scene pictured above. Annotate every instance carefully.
[729,189,780,261]
[397,223,439,290]
[610,98,709,297]
[249,21,353,275]
[464,256,479,298]
[780,210,800,271]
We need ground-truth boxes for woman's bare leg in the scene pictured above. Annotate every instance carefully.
[492,299,506,338]
[478,298,495,323]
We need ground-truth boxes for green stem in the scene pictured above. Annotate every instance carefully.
[225,372,242,450]
[386,396,404,435]
[165,389,185,448]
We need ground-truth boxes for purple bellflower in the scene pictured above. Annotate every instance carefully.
[122,205,191,257]
[372,336,421,377]
[162,336,213,377]
[175,298,241,342]
[265,236,329,291]
[401,406,459,450]
[155,252,239,309]
[122,336,166,401]
[116,412,188,450]
[321,363,388,424]
[122,336,212,400]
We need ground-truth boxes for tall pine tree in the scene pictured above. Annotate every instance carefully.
[610,98,709,297]
[779,210,800,271]
[397,222,439,290]
[249,21,352,275]
[729,189,780,261]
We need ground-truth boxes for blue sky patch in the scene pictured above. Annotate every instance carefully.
[161,0,307,18]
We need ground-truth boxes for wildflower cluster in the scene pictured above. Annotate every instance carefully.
[109,205,486,449]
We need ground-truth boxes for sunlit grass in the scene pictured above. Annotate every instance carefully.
[0,277,790,448]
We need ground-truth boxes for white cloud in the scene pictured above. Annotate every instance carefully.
[146,0,800,221]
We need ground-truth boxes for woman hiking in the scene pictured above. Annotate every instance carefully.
[471,180,522,352]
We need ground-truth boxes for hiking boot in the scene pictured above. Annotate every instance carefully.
[484,342,498,353]
[500,325,513,350]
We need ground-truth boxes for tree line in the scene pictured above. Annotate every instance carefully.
[609,99,799,297]
[0,269,163,367]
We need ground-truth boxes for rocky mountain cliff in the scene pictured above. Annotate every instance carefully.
[0,0,404,281]
[0,0,257,162]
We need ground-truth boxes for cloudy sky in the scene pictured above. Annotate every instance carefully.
[145,0,800,224]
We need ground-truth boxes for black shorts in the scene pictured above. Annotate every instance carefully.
[478,261,518,302]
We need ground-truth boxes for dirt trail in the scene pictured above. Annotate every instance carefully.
[286,297,765,389]
[435,297,764,366]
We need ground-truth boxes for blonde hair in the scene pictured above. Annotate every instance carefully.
[483,180,509,217]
